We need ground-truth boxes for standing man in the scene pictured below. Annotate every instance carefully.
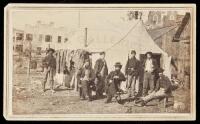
[42,48,56,93]
[105,62,126,103]
[142,52,158,96]
[94,52,108,98]
[135,68,172,106]
[125,50,140,98]
[77,59,95,101]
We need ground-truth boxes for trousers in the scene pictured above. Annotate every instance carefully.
[143,72,155,96]
[95,76,105,97]
[127,75,139,96]
[42,67,55,90]
[142,88,167,102]
[80,80,92,100]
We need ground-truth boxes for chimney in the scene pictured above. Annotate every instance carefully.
[84,28,88,47]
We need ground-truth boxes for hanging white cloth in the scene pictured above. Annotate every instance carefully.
[163,56,172,79]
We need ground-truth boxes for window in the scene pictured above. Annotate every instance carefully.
[45,35,52,42]
[26,33,33,41]
[16,33,24,40]
[15,45,23,52]
[64,38,68,43]
[58,36,62,43]
[36,47,42,55]
[39,34,43,41]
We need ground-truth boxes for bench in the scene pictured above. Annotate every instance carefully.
[158,93,174,108]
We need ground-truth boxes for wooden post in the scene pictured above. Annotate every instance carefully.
[84,28,88,47]
[27,41,32,88]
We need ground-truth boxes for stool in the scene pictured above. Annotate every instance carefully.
[163,94,174,108]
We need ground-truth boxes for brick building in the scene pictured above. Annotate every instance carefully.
[13,28,24,55]
[13,21,73,55]
[147,12,191,84]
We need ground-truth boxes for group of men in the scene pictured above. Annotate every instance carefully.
[42,48,173,106]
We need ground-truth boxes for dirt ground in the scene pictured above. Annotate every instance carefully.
[12,69,191,114]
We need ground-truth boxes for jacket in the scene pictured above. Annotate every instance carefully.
[77,68,95,82]
[155,75,172,93]
[125,57,140,76]
[106,71,126,95]
[94,58,108,78]
[42,55,56,69]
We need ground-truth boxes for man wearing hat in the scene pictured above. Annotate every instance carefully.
[77,59,95,101]
[142,51,158,96]
[135,68,172,107]
[94,51,108,98]
[125,50,140,98]
[42,48,56,93]
[105,62,126,103]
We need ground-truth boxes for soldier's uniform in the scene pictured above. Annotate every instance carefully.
[77,61,95,101]
[105,62,126,103]
[135,68,172,107]
[42,48,56,92]
[125,52,140,97]
[94,53,108,98]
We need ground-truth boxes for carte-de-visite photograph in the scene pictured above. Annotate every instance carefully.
[3,4,196,121]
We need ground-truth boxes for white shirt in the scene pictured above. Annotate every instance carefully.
[145,59,154,72]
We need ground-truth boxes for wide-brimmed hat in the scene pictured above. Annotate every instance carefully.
[114,62,122,68]
[47,48,55,53]
[157,68,164,73]
[145,51,153,56]
[131,50,136,54]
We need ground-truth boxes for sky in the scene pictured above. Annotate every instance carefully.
[12,9,189,30]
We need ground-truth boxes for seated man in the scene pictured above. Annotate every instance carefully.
[77,59,95,101]
[135,68,172,107]
[105,62,126,103]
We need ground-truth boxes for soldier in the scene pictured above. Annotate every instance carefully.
[42,48,56,93]
[77,59,95,101]
[94,52,108,98]
[142,51,158,96]
[125,50,140,98]
[105,62,126,103]
[134,68,172,107]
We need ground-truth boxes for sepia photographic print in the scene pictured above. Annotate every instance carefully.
[4,4,196,120]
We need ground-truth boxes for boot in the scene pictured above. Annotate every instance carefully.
[50,80,55,94]
[42,81,46,92]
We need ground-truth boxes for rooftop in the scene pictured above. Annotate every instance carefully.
[147,25,177,40]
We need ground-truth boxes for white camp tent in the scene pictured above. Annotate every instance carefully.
[105,20,168,70]
[65,20,171,77]
[55,19,172,91]
[86,20,171,78]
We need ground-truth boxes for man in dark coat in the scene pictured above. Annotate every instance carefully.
[42,48,56,93]
[125,50,140,98]
[77,59,95,101]
[105,62,126,103]
[142,51,158,96]
[94,52,108,98]
[135,68,172,106]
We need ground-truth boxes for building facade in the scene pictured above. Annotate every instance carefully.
[23,21,71,52]
[13,21,73,55]
[147,12,191,84]
[146,11,184,30]
[13,28,24,55]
